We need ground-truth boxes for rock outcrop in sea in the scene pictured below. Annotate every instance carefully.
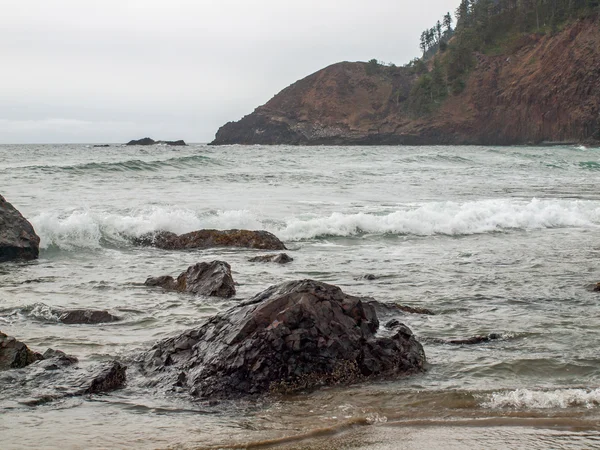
[136,229,286,251]
[126,138,187,146]
[0,195,40,262]
[145,261,236,298]
[138,280,425,399]
[212,17,600,146]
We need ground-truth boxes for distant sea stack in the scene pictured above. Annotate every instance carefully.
[127,138,187,146]
[212,16,600,146]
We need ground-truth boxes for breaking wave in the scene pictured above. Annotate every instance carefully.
[483,388,600,409]
[31,198,600,250]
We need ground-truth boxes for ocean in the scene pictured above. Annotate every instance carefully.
[1,143,600,449]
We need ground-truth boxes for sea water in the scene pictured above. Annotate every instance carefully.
[1,144,600,448]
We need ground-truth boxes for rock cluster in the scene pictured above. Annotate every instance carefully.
[145,261,236,298]
[139,279,425,399]
[0,195,40,262]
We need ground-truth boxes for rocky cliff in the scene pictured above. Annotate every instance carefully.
[212,16,600,146]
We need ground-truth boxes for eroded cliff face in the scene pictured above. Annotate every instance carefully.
[212,17,600,146]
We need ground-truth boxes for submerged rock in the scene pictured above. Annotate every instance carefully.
[0,195,40,262]
[136,229,286,251]
[369,301,435,316]
[0,332,43,370]
[145,261,236,298]
[586,282,600,292]
[139,279,425,399]
[248,253,293,264]
[57,309,121,325]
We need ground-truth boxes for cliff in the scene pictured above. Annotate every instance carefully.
[212,16,600,146]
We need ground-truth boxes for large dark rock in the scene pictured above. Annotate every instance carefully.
[145,261,236,298]
[126,137,156,145]
[0,195,40,262]
[0,332,43,370]
[136,229,286,251]
[248,253,293,264]
[139,280,425,399]
[57,309,120,324]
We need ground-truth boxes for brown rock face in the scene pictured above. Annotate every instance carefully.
[212,17,600,146]
[139,280,425,399]
[0,332,43,370]
[136,229,286,251]
[145,261,236,298]
[0,195,40,262]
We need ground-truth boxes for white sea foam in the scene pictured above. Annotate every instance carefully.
[33,207,264,250]
[276,198,600,240]
[483,388,600,409]
[31,198,600,250]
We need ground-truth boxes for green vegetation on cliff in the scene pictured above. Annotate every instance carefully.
[407,0,600,116]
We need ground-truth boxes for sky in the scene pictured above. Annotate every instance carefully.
[2,0,458,144]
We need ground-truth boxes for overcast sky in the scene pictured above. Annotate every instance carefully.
[2,0,458,143]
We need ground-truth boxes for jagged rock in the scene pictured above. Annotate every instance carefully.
[0,195,40,262]
[82,361,127,395]
[57,309,120,325]
[139,279,425,399]
[136,229,286,251]
[248,253,293,264]
[145,261,236,298]
[126,137,155,145]
[160,140,187,146]
[0,332,43,370]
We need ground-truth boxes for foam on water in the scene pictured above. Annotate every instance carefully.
[483,388,600,409]
[31,198,600,249]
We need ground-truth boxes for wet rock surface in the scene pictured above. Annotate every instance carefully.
[0,195,40,262]
[586,282,600,292]
[0,334,126,405]
[57,309,121,324]
[0,332,43,370]
[138,279,425,399]
[145,261,236,298]
[248,253,293,264]
[136,229,286,251]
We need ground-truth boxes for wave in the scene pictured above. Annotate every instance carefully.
[277,198,600,240]
[31,198,600,250]
[19,154,218,175]
[33,207,265,250]
[483,388,600,409]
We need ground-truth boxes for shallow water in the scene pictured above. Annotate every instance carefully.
[1,144,600,448]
